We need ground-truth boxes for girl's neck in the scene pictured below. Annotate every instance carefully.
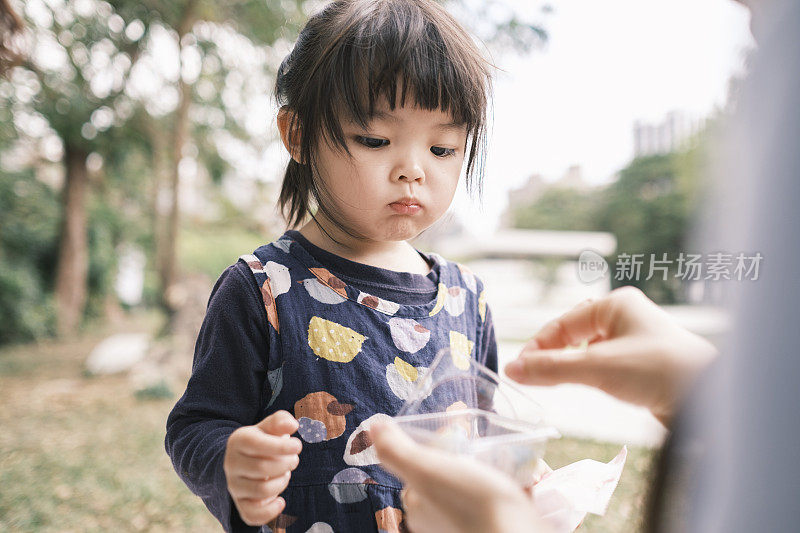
[297,217,431,275]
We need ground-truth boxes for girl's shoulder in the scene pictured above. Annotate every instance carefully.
[237,234,308,282]
[236,234,309,287]
[235,234,308,334]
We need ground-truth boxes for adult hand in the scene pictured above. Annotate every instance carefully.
[223,411,302,526]
[371,421,553,533]
[505,286,717,426]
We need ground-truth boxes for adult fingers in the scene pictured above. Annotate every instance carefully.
[372,422,511,500]
[229,425,302,458]
[255,410,299,436]
[403,488,462,533]
[236,496,286,527]
[371,422,452,487]
[526,297,610,351]
[527,286,662,352]
[505,340,627,387]
[228,471,291,500]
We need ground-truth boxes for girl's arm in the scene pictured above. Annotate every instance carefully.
[165,262,272,532]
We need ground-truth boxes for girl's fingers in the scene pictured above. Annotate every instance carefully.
[231,426,303,458]
[255,410,300,436]
[236,496,286,527]
[229,453,300,480]
[229,471,291,500]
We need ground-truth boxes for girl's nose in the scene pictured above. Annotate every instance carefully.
[393,158,425,184]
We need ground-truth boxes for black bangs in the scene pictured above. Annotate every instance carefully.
[333,2,486,129]
[276,0,492,228]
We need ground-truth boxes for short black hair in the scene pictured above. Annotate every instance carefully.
[275,0,492,229]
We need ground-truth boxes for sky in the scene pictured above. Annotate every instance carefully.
[453,0,754,235]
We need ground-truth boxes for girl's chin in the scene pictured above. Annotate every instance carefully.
[378,218,431,241]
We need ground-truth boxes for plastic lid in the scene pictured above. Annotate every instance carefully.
[397,347,547,425]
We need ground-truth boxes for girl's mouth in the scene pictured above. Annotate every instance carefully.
[389,200,422,215]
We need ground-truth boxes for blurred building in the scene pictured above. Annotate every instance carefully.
[633,110,700,157]
[500,165,593,228]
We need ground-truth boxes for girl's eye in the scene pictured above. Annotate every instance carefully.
[356,136,389,148]
[431,146,456,157]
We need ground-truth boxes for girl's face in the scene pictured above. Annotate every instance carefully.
[314,102,468,242]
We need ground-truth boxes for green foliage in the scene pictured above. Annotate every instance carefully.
[446,0,550,54]
[596,152,701,302]
[84,194,127,319]
[511,132,711,304]
[512,187,600,231]
[0,168,141,343]
[0,171,59,344]
[178,223,270,280]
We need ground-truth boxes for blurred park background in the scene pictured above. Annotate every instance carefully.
[1,0,752,531]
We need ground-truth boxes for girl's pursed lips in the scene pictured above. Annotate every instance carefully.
[390,197,421,207]
[389,197,422,214]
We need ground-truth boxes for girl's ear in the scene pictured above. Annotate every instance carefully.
[277,106,303,163]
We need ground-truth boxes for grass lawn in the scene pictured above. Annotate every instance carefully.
[1,315,656,532]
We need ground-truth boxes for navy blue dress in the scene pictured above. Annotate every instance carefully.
[166,231,497,532]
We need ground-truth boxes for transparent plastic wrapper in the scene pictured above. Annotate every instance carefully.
[393,348,560,486]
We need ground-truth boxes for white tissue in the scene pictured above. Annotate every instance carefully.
[532,446,628,532]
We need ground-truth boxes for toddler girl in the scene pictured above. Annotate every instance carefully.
[166,1,496,531]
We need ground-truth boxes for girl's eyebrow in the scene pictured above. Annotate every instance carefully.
[435,121,466,132]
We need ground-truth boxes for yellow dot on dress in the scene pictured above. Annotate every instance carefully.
[307,316,367,363]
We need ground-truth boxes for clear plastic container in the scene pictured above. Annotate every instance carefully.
[393,348,560,486]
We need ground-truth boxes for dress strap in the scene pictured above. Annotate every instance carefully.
[239,254,280,333]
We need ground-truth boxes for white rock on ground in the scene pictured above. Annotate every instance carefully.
[85,333,151,375]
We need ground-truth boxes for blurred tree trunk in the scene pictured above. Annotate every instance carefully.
[0,0,24,74]
[54,145,89,336]
[160,0,196,317]
[148,117,169,296]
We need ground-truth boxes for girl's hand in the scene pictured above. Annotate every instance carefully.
[371,421,553,533]
[505,286,718,426]
[223,411,302,526]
